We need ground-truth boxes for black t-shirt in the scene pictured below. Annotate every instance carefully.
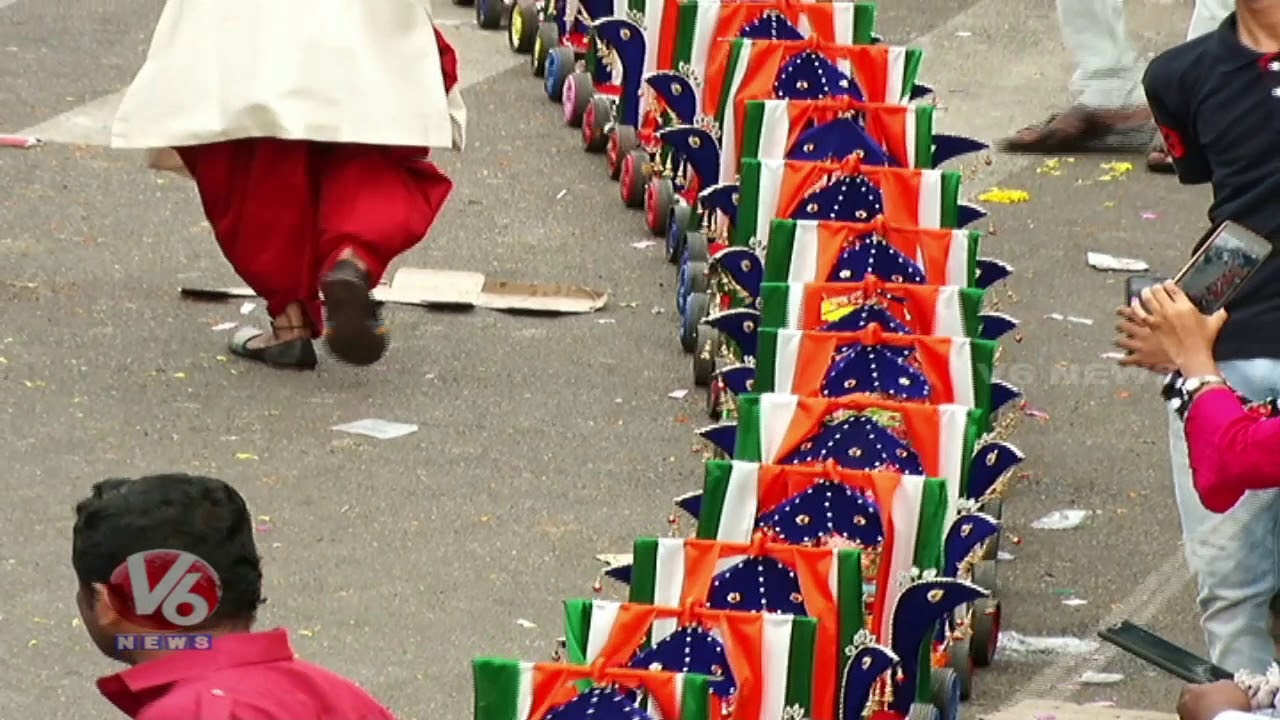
[1142,13,1280,361]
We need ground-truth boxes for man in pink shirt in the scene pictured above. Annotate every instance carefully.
[73,473,397,719]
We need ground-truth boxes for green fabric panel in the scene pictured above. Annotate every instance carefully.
[902,48,924,101]
[853,3,876,44]
[969,339,998,414]
[754,328,780,393]
[472,657,521,720]
[913,105,934,169]
[735,159,763,247]
[717,39,750,127]
[630,537,659,604]
[963,230,982,286]
[939,170,961,228]
[759,282,791,330]
[741,100,767,162]
[763,219,797,282]
[962,409,985,495]
[681,674,712,720]
[785,616,818,713]
[959,288,984,337]
[674,3,699,67]
[912,478,948,702]
[697,461,734,540]
[733,394,763,461]
[837,549,865,654]
[562,599,593,664]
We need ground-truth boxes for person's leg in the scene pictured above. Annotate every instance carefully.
[1001,0,1151,152]
[313,145,454,365]
[176,139,322,369]
[1170,358,1280,673]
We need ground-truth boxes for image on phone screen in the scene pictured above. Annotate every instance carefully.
[1177,224,1273,314]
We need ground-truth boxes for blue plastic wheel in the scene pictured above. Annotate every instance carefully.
[676,258,692,317]
[679,298,699,353]
[930,667,962,720]
[543,50,560,98]
[666,205,690,264]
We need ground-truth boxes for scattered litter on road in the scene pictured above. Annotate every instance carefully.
[234,452,259,461]
[1140,211,1159,221]
[998,632,1101,658]
[954,30,972,37]
[1031,509,1092,530]
[1098,161,1134,181]
[1086,251,1149,272]
[596,318,616,324]
[650,306,665,315]
[515,618,538,629]
[1061,597,1088,607]
[976,187,1030,204]
[1086,701,1118,707]
[1079,671,1125,685]
[1035,158,1064,176]
[630,240,657,250]
[1044,313,1094,325]
[595,553,632,566]
[997,550,1015,561]
[668,389,689,399]
[239,301,256,315]
[555,189,567,200]
[1099,351,1126,361]
[211,321,237,331]
[0,135,40,149]
[332,418,419,440]
[1021,404,1050,421]
[255,515,273,533]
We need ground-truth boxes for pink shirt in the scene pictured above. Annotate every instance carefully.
[97,629,397,720]
[1185,385,1280,513]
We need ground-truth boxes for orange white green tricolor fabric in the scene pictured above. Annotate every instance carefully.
[472,657,716,720]
[562,598,818,720]
[740,98,935,170]
[763,219,980,287]
[757,279,985,337]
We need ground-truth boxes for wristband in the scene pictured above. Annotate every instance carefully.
[1162,372,1280,422]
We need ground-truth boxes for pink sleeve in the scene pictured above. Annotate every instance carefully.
[1185,385,1280,513]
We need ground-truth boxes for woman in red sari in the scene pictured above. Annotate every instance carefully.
[112,1,466,369]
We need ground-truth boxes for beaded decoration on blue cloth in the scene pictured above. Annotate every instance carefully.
[821,342,931,401]
[757,481,885,547]
[827,233,926,285]
[628,627,737,698]
[787,118,895,166]
[774,50,864,101]
[789,173,884,224]
[778,411,925,474]
[543,686,653,720]
[739,9,806,41]
[707,557,808,615]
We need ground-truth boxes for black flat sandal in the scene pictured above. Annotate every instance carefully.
[228,325,318,370]
[321,259,388,366]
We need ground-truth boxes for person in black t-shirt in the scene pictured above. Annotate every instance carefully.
[1113,2,1280,675]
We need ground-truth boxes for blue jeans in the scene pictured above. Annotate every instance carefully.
[1169,358,1280,673]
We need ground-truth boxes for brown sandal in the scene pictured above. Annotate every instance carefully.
[998,105,1154,154]
[1146,135,1176,174]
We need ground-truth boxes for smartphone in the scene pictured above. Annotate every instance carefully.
[1174,221,1274,314]
[1098,620,1232,684]
[1125,275,1164,311]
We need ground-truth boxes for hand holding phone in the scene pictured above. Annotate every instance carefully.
[1174,221,1273,314]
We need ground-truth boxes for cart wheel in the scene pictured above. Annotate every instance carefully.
[693,324,718,388]
[532,22,559,76]
[646,177,675,237]
[544,47,575,101]
[686,231,710,264]
[907,703,940,720]
[666,205,691,264]
[969,597,1001,668]
[582,96,611,152]
[688,259,709,295]
[971,559,997,593]
[706,376,724,421]
[681,293,711,354]
[476,0,504,29]
[508,1,539,53]
[980,497,1004,560]
[607,125,639,180]
[948,636,974,700]
[563,71,594,127]
[619,149,648,208]
[930,667,961,720]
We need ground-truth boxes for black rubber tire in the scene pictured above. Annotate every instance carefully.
[564,71,594,128]
[686,231,710,264]
[682,292,711,354]
[907,703,940,720]
[667,205,692,264]
[971,559,996,593]
[706,377,723,421]
[980,496,1004,560]
[930,667,961,720]
[583,95,612,153]
[948,636,974,700]
[693,324,718,388]
[687,260,709,295]
[476,0,503,29]
[609,125,639,180]
[508,1,539,53]
[969,597,1001,668]
[532,22,559,76]
[647,178,675,237]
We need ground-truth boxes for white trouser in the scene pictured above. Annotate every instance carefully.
[1056,0,1234,108]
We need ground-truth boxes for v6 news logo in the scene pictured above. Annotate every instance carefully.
[108,550,223,630]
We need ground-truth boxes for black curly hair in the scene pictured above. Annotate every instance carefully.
[72,474,265,625]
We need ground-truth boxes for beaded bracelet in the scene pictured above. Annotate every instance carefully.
[1161,372,1280,423]
[1235,663,1280,712]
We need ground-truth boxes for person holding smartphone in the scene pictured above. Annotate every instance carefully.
[1113,0,1280,676]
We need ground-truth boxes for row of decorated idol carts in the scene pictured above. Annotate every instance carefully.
[466,1,1029,719]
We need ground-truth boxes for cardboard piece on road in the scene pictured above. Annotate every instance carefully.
[984,701,1175,720]
[180,267,609,315]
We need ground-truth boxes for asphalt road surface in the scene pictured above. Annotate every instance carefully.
[0,0,1218,718]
